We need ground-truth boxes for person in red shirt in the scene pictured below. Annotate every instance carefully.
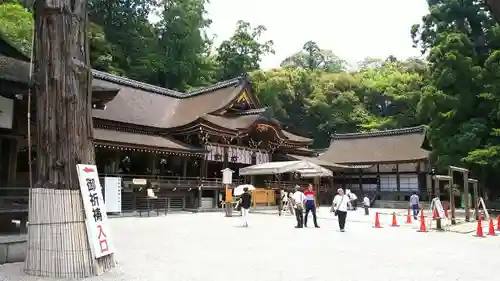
[303,184,320,228]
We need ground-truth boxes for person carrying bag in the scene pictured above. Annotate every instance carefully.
[332,188,351,232]
[291,186,306,228]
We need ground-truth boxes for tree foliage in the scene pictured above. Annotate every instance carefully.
[281,41,346,72]
[1,0,500,193]
[412,0,500,192]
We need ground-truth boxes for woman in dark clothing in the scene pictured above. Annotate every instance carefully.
[239,187,252,227]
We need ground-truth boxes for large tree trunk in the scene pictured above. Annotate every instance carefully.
[487,0,500,22]
[24,0,115,278]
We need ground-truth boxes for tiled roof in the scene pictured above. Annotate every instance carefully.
[282,130,313,143]
[286,154,370,169]
[331,126,426,140]
[92,70,183,98]
[93,128,205,153]
[318,126,429,164]
[0,55,121,93]
[184,77,242,97]
[0,55,30,84]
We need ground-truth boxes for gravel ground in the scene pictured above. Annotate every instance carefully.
[1,207,499,281]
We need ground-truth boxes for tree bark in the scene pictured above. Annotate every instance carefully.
[487,0,500,22]
[24,0,115,277]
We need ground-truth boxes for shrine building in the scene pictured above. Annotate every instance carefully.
[316,126,432,203]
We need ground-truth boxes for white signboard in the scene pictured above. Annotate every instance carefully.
[132,178,147,185]
[104,177,122,213]
[478,197,490,220]
[77,164,114,258]
[0,96,14,129]
[221,168,234,185]
[432,197,446,219]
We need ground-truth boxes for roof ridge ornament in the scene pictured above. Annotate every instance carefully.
[332,125,426,140]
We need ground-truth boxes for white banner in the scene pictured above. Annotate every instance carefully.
[77,164,114,258]
[104,177,122,213]
[0,96,13,129]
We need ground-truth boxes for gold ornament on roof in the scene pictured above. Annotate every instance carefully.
[236,91,250,103]
[255,124,269,132]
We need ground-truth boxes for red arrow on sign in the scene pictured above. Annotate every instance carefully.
[83,167,95,173]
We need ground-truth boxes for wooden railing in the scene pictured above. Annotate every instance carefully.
[99,173,244,190]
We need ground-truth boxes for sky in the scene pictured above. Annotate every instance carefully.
[205,0,430,69]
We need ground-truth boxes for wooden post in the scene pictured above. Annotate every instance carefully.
[464,170,470,221]
[376,164,381,192]
[7,139,19,185]
[198,185,202,209]
[433,176,442,230]
[449,166,471,222]
[434,175,453,228]
[25,0,115,277]
[277,174,282,215]
[447,170,456,225]
[469,179,479,220]
[358,169,362,194]
[225,184,233,217]
[395,164,400,200]
[182,157,187,178]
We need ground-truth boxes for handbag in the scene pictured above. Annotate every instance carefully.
[334,195,345,216]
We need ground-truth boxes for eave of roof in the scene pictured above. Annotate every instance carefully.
[93,128,205,154]
[318,126,429,164]
[331,126,425,140]
[286,154,371,169]
[168,112,313,144]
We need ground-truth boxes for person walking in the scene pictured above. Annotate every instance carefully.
[292,186,306,228]
[349,192,358,210]
[239,187,252,227]
[409,192,420,220]
[332,188,350,232]
[363,194,370,216]
[303,184,320,228]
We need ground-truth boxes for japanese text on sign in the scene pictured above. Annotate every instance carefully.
[77,164,114,258]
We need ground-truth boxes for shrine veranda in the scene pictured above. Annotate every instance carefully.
[0,209,497,281]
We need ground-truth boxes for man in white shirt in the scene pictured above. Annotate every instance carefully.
[363,194,370,215]
[332,188,351,232]
[409,192,420,220]
[292,186,306,228]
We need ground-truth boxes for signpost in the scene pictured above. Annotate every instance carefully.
[104,177,122,214]
[77,165,114,258]
[222,168,234,217]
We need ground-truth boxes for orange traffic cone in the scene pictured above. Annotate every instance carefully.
[373,212,382,228]
[406,209,412,224]
[474,218,485,238]
[391,212,399,227]
[417,213,427,232]
[497,215,500,231]
[488,218,496,236]
[432,208,439,220]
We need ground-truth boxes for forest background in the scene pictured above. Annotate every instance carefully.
[0,0,499,194]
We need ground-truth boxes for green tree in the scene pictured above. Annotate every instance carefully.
[412,0,500,194]
[281,41,346,72]
[156,0,215,90]
[216,20,274,80]
[0,2,33,54]
[356,59,425,130]
[88,0,162,81]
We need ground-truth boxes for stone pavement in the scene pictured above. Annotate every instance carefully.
[1,209,499,281]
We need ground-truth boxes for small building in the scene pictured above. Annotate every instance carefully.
[317,126,431,202]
